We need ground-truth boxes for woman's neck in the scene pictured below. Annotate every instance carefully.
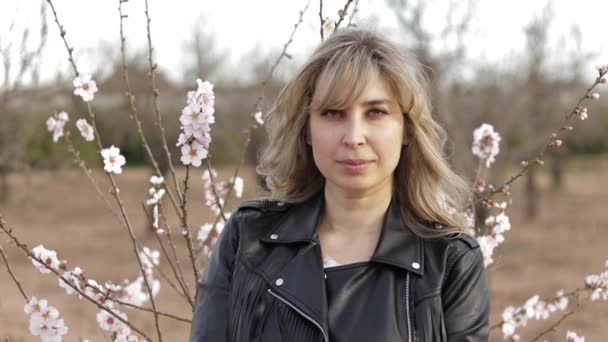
[321,184,392,236]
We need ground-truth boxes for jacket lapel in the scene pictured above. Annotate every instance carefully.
[260,193,328,333]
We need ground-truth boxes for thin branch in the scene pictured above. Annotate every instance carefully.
[528,306,581,342]
[334,0,354,31]
[46,3,163,338]
[347,0,360,27]
[0,215,152,341]
[117,0,183,218]
[159,204,192,303]
[143,0,185,209]
[319,0,325,41]
[477,79,603,205]
[141,202,193,308]
[206,159,228,222]
[219,0,310,215]
[0,244,28,300]
[178,166,200,305]
[112,298,192,324]
[64,131,121,222]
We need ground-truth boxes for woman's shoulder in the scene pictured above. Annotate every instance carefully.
[228,198,295,237]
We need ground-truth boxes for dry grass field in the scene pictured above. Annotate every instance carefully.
[0,157,607,341]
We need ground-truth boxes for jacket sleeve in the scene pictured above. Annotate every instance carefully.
[189,214,240,342]
[442,246,490,341]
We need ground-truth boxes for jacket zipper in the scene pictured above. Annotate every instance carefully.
[267,288,329,342]
[405,272,412,342]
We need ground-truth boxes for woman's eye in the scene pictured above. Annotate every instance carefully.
[323,109,342,118]
[369,109,388,117]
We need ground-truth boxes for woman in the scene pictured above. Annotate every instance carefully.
[190,29,490,342]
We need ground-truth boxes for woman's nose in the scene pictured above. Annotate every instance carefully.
[342,116,367,147]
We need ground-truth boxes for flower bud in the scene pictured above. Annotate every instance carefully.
[521,160,529,167]
[535,159,544,166]
[588,93,600,100]
[551,133,557,138]
[599,77,607,84]
[563,126,574,132]
[550,139,563,148]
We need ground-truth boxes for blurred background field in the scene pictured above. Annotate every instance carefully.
[1,157,607,340]
[2,0,608,340]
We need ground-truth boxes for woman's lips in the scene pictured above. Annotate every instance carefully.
[337,160,373,173]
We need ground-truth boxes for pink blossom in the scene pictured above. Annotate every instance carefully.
[472,123,501,168]
[73,74,98,102]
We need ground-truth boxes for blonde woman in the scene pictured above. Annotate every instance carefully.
[190,29,490,342]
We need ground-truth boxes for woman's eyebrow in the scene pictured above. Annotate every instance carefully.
[362,99,393,106]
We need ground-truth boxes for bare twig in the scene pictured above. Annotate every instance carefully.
[219,0,310,216]
[141,203,194,307]
[112,297,192,324]
[117,0,182,218]
[334,0,354,31]
[179,166,200,305]
[478,79,603,205]
[64,131,121,221]
[143,0,185,207]
[159,204,192,302]
[206,159,228,222]
[46,2,163,339]
[347,0,360,27]
[529,304,582,342]
[0,215,151,341]
[319,0,325,41]
[0,244,28,300]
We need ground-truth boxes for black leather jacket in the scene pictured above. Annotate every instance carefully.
[190,194,490,341]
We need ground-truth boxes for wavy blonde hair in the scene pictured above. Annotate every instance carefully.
[256,29,473,238]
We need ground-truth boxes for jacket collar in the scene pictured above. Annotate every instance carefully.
[261,191,425,275]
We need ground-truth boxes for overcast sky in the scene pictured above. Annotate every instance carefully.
[1,0,607,86]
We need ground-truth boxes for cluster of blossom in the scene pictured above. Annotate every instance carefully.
[197,212,231,258]
[146,175,166,232]
[584,259,608,301]
[566,330,585,342]
[46,111,69,143]
[475,202,511,267]
[31,245,62,274]
[472,123,501,168]
[116,247,161,307]
[501,290,569,340]
[176,79,216,167]
[73,75,98,102]
[101,145,127,174]
[202,168,243,216]
[24,297,68,341]
[29,244,153,341]
[96,307,146,341]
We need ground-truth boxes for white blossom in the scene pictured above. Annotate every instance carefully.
[150,175,164,186]
[567,331,585,342]
[76,118,95,141]
[254,111,264,125]
[46,112,70,143]
[198,223,214,247]
[101,145,126,174]
[73,74,98,102]
[180,141,207,167]
[178,79,216,167]
[31,245,60,274]
[96,308,129,334]
[58,267,86,297]
[232,176,244,198]
[24,297,69,341]
[472,123,501,168]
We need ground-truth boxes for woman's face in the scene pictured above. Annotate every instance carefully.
[308,71,406,196]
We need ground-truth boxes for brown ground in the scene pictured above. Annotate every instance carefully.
[0,157,607,341]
